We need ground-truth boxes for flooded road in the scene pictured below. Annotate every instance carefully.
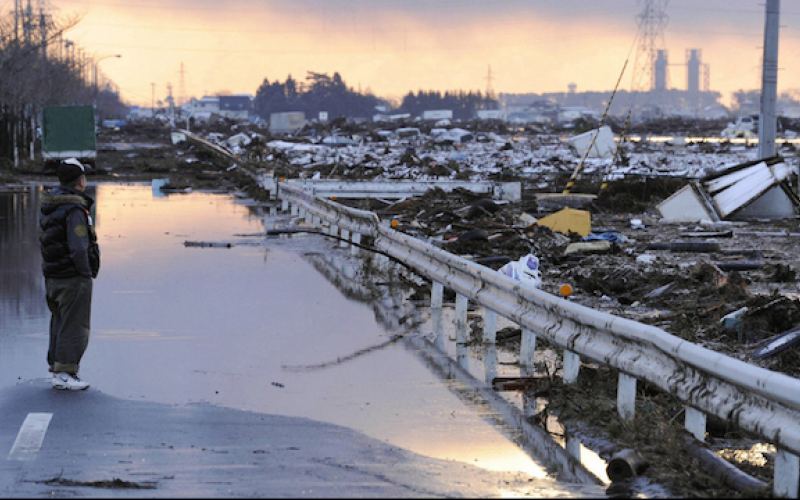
[0,182,615,497]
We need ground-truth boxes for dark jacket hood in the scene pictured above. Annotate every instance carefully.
[41,185,94,216]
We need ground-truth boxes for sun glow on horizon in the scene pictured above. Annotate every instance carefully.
[44,0,800,108]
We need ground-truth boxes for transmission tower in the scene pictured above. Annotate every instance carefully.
[631,0,670,95]
[485,65,496,99]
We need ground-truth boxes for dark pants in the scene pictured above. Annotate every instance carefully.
[46,276,92,375]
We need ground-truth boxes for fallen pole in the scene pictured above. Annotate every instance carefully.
[683,434,768,493]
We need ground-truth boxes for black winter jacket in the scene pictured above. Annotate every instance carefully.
[39,185,100,279]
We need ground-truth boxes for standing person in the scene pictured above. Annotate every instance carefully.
[39,158,100,390]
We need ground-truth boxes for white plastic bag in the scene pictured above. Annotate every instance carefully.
[498,253,542,289]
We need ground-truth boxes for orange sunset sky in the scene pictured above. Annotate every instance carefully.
[13,0,800,108]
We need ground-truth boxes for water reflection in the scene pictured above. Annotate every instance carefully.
[0,187,47,327]
[299,221,684,496]
[4,183,587,494]
[303,247,606,487]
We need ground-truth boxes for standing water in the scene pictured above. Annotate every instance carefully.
[0,182,616,497]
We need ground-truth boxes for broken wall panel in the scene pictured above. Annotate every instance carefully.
[710,163,788,218]
[704,161,789,194]
[658,158,798,222]
[733,185,798,220]
[566,126,616,159]
[703,162,790,218]
[657,183,716,222]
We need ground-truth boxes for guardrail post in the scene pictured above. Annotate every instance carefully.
[330,223,339,238]
[483,309,497,344]
[431,282,445,350]
[566,433,581,461]
[282,199,289,212]
[312,215,321,229]
[775,449,800,498]
[457,343,469,370]
[351,233,361,255]
[260,175,277,199]
[340,228,350,248]
[431,282,443,310]
[304,211,313,225]
[521,362,539,418]
[685,407,707,441]
[485,344,498,383]
[455,294,468,345]
[563,350,580,384]
[290,203,298,216]
[520,327,537,369]
[617,372,637,422]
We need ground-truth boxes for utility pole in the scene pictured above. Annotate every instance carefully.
[758,0,780,159]
[166,82,175,118]
[178,62,187,109]
[14,0,19,40]
[151,83,155,117]
[94,54,121,122]
[94,54,121,94]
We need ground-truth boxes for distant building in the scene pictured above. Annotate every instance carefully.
[421,110,453,121]
[127,106,154,120]
[373,113,411,123]
[780,106,800,119]
[475,109,505,120]
[219,95,252,121]
[559,106,600,123]
[191,96,220,114]
[270,112,306,134]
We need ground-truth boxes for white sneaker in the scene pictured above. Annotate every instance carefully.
[52,373,90,391]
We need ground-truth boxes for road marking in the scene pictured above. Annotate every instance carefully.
[7,413,53,461]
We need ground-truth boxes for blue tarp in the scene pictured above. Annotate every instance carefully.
[584,232,623,244]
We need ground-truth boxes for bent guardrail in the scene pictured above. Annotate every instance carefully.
[274,181,800,498]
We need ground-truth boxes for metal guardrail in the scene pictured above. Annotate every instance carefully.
[304,250,607,487]
[274,181,800,497]
[282,179,522,201]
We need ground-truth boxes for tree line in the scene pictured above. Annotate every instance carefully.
[253,71,500,122]
[399,90,499,121]
[0,10,124,168]
[253,72,387,121]
[1,11,77,166]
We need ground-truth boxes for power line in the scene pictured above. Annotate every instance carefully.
[83,32,636,55]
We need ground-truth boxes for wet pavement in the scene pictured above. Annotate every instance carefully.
[0,183,614,497]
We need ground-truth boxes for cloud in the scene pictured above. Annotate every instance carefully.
[56,0,800,106]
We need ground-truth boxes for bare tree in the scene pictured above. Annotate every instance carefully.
[0,9,87,167]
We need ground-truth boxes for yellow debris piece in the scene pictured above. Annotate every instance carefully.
[536,207,591,237]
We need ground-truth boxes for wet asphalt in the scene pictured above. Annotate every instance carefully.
[1,381,563,498]
[0,183,610,498]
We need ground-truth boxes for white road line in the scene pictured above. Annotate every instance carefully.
[7,413,53,461]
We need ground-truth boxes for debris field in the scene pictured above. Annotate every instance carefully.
[3,116,800,497]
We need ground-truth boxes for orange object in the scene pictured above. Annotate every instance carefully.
[560,284,573,297]
[330,196,337,201]
[390,219,399,228]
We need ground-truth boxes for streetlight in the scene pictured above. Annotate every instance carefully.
[94,54,121,94]
[93,54,121,123]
